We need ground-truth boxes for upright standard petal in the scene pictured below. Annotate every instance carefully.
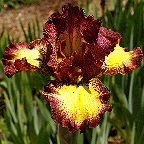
[42,78,112,133]
[43,4,104,83]
[2,39,51,77]
[103,44,143,75]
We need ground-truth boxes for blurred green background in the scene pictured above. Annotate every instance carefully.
[0,0,144,143]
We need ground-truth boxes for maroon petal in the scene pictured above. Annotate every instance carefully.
[97,27,122,56]
[43,4,104,83]
[43,4,102,57]
[83,19,102,44]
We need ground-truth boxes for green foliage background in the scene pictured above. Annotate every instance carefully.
[0,0,144,143]
[0,0,42,11]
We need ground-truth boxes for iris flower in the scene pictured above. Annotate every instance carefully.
[2,4,143,133]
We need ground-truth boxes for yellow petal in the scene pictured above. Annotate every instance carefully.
[15,46,41,67]
[104,44,143,75]
[43,78,112,133]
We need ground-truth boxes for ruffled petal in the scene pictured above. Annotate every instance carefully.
[43,4,104,83]
[103,44,143,75]
[2,39,51,77]
[44,4,102,47]
[43,78,112,133]
[97,27,122,56]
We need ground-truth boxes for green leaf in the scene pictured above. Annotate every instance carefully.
[36,18,40,38]
[85,0,90,16]
[0,118,10,136]
[19,19,28,43]
[111,77,128,109]
[128,71,135,113]
[4,92,17,123]
[77,133,84,144]
[36,97,56,133]
[28,23,33,42]
[32,21,36,40]
[92,0,97,19]
[131,122,135,144]
[91,127,97,144]
[10,120,17,136]
[33,102,39,135]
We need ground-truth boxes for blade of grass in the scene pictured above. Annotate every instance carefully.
[131,122,135,144]
[93,0,97,19]
[128,70,135,113]
[19,19,28,43]
[112,80,128,109]
[138,86,144,143]
[110,0,115,10]
[21,72,33,120]
[36,97,56,133]
[91,127,97,144]
[139,126,144,144]
[0,118,10,137]
[10,120,17,136]
[33,102,39,135]
[85,0,89,16]
[77,133,84,144]
[129,26,134,51]
[4,92,17,123]
[36,18,40,38]
[96,112,112,144]
[17,91,24,134]
[32,21,36,40]
[28,23,33,42]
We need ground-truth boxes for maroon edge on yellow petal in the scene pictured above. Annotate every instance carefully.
[42,78,112,133]
[88,78,112,129]
[2,39,51,77]
[2,41,29,77]
[104,46,143,75]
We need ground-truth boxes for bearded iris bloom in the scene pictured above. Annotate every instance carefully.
[2,4,143,133]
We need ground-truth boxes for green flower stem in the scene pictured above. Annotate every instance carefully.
[59,126,77,144]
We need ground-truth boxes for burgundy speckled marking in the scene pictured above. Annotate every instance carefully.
[97,27,122,56]
[42,78,112,133]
